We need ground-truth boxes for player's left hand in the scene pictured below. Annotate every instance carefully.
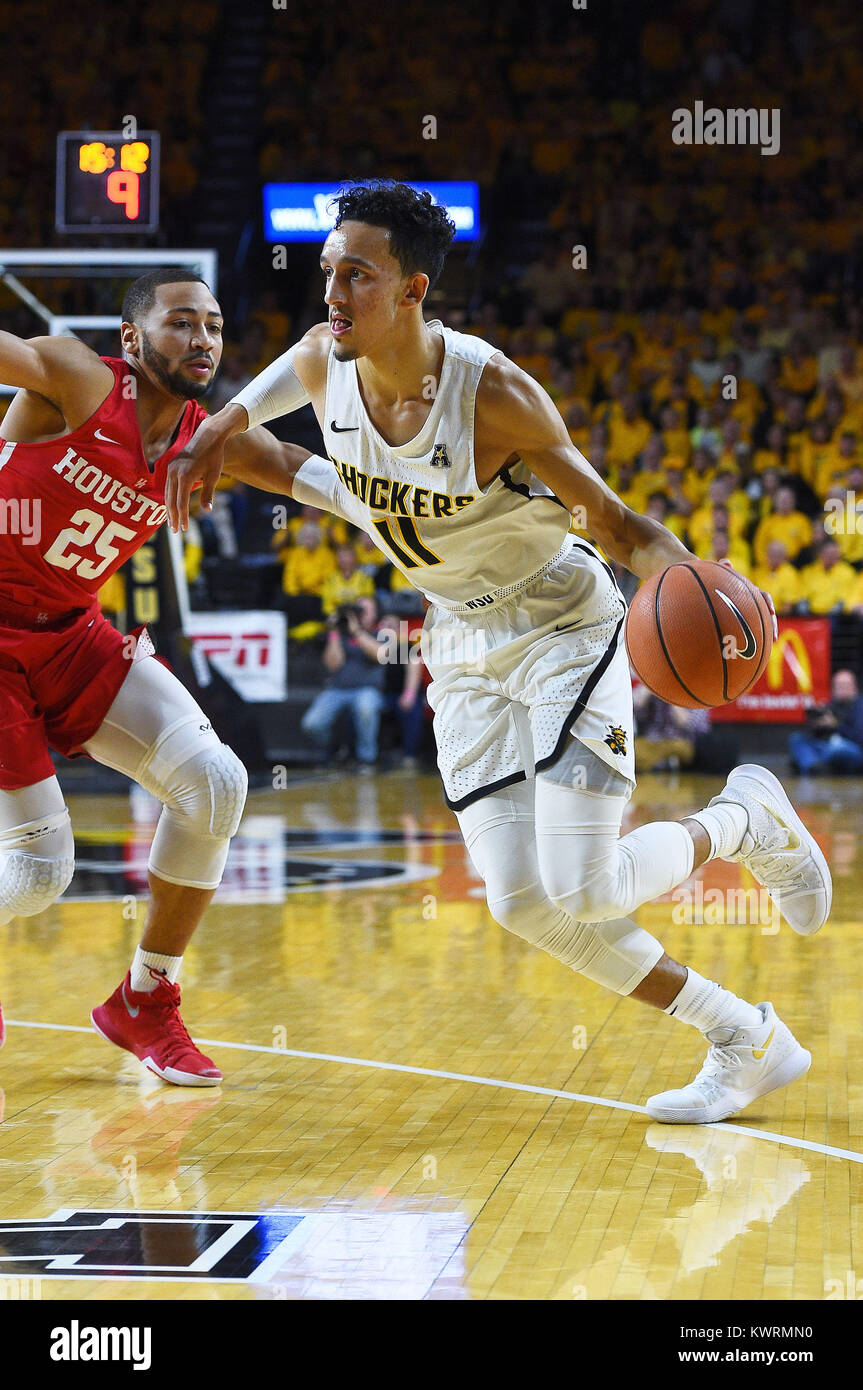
[165,421,228,532]
[761,587,779,642]
[718,558,778,641]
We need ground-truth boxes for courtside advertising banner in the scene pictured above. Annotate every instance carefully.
[710,617,832,723]
[185,610,287,703]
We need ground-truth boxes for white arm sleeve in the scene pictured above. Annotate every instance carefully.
[228,344,312,428]
[291,453,343,514]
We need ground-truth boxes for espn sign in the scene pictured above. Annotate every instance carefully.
[711,618,831,723]
[185,611,286,703]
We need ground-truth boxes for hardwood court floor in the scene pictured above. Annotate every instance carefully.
[0,766,860,1300]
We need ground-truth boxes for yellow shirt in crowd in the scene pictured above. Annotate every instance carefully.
[282,544,336,597]
[661,426,691,462]
[778,355,818,397]
[797,559,858,613]
[284,512,349,547]
[798,440,838,492]
[753,511,813,567]
[712,539,753,575]
[320,569,376,616]
[751,562,801,613]
[688,504,747,557]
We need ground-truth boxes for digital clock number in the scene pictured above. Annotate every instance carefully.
[56,131,160,233]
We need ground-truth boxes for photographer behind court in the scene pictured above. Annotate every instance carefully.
[300,596,386,770]
[789,670,863,775]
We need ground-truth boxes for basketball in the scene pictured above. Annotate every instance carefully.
[624,559,774,708]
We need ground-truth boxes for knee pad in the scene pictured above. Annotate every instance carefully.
[199,742,249,840]
[0,810,75,922]
[486,876,560,944]
[462,805,661,994]
[462,813,561,945]
[545,862,625,925]
[136,717,248,889]
[483,875,661,994]
[533,914,663,994]
[137,716,248,837]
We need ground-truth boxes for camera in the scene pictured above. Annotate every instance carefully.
[805,704,834,735]
[331,604,360,634]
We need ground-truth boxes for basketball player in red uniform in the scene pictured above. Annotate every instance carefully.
[0,269,315,1083]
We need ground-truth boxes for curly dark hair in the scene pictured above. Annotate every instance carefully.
[332,181,456,292]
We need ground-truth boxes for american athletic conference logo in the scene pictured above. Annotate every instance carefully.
[430,443,451,467]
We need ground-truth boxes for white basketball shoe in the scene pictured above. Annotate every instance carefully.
[646,1002,811,1124]
[708,763,832,935]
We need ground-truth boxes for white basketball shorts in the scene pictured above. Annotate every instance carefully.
[421,538,636,810]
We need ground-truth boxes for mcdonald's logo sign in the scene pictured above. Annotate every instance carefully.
[767,626,813,693]
[712,618,831,723]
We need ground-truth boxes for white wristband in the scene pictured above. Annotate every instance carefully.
[228,344,311,428]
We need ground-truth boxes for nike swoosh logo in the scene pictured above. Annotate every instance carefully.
[94,428,119,444]
[771,828,799,852]
[716,591,757,658]
[753,1024,775,1060]
[331,421,358,432]
[554,620,582,632]
[753,800,800,852]
[122,982,140,1018]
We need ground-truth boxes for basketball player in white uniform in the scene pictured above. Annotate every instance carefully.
[166,183,831,1124]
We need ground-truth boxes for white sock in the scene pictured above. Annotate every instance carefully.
[130,946,183,993]
[686,802,749,861]
[665,966,762,1034]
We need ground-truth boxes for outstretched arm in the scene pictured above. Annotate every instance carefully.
[0,331,113,427]
[476,359,778,635]
[164,325,329,531]
[219,425,342,519]
[476,357,694,581]
[221,425,314,496]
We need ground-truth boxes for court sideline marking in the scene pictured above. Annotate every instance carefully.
[6,1017,863,1167]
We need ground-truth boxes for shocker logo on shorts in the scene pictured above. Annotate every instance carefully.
[604,724,628,756]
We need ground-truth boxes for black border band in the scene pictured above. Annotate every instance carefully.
[441,611,626,811]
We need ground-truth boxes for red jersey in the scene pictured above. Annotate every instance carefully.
[0,356,206,624]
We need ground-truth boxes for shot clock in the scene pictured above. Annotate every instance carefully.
[56,131,160,233]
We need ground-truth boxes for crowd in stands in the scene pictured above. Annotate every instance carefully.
[531,311,863,619]
[0,1,216,251]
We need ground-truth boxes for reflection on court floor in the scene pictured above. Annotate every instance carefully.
[0,769,861,1300]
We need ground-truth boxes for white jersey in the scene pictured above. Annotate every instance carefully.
[289,319,634,805]
[294,320,581,609]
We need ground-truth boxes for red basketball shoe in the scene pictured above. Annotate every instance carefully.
[91,971,222,1086]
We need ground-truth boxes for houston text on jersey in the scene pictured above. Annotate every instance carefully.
[53,447,168,527]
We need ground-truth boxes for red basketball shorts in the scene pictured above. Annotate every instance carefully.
[0,606,144,791]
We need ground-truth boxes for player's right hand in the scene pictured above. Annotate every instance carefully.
[718,557,779,642]
[165,424,227,533]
